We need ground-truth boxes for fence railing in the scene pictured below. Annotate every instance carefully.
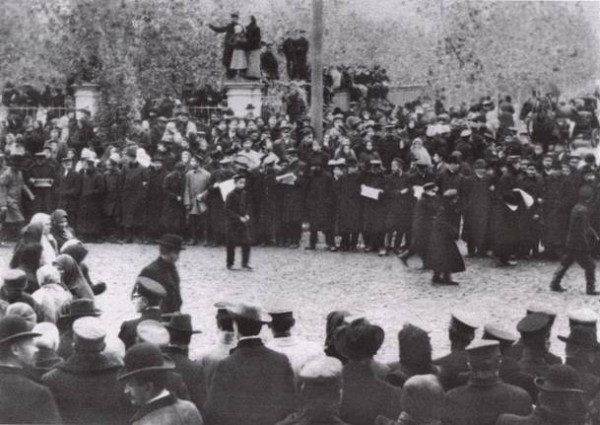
[0,106,71,125]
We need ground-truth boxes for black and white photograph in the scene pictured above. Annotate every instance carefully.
[0,0,600,423]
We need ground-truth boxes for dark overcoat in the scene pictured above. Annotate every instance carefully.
[56,168,82,220]
[257,171,283,238]
[162,345,205,411]
[424,201,465,274]
[433,349,470,391]
[130,393,203,425]
[118,307,162,350]
[565,202,594,252]
[340,360,402,425]
[516,174,544,245]
[492,170,521,253]
[208,22,235,68]
[225,187,251,245]
[147,166,168,233]
[121,162,149,228]
[0,365,62,424]
[361,172,388,233]
[139,257,182,313]
[27,161,57,213]
[461,174,493,248]
[410,194,440,256]
[443,379,532,425]
[384,173,414,232]
[161,170,186,234]
[306,172,335,231]
[77,169,105,235]
[204,338,296,425]
[337,173,362,233]
[42,351,132,425]
[103,169,122,219]
[497,409,558,425]
[207,168,234,241]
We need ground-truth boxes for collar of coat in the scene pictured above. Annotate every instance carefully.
[229,337,263,354]
[162,345,189,358]
[130,392,177,424]
[59,351,123,373]
[0,364,41,383]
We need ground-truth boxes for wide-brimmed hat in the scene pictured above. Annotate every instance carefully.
[163,313,202,334]
[118,342,175,380]
[558,326,600,351]
[333,317,384,361]
[535,364,584,393]
[157,234,186,251]
[226,303,271,324]
[0,315,40,346]
[60,299,101,319]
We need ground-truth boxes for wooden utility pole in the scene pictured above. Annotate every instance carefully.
[310,0,324,141]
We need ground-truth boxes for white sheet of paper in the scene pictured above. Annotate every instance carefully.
[413,185,424,200]
[219,179,236,202]
[513,188,534,209]
[361,184,382,200]
[276,172,297,185]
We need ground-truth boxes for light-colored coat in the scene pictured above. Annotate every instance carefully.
[184,168,211,215]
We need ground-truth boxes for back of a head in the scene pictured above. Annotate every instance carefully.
[325,310,350,343]
[398,323,432,365]
[216,309,234,332]
[33,322,60,351]
[299,356,343,407]
[6,302,36,330]
[235,317,263,337]
[401,375,444,422]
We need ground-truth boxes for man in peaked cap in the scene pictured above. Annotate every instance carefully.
[43,317,132,424]
[119,277,167,350]
[225,173,253,271]
[434,310,479,390]
[162,313,204,411]
[56,298,102,359]
[138,234,185,314]
[559,326,600,401]
[444,340,532,425]
[266,308,323,384]
[508,305,561,365]
[497,364,587,425]
[276,356,348,425]
[0,269,40,313]
[550,185,599,295]
[119,343,203,425]
[517,313,557,383]
[205,302,296,425]
[0,315,62,424]
[483,323,536,399]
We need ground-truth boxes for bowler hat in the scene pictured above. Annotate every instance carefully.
[157,234,185,251]
[334,317,384,361]
[227,303,271,324]
[118,342,175,380]
[535,364,584,393]
[0,315,40,346]
[558,326,600,350]
[60,299,101,319]
[164,313,201,334]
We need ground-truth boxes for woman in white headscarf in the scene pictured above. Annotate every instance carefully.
[29,213,58,265]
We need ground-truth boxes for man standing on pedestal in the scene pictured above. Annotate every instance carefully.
[209,12,240,79]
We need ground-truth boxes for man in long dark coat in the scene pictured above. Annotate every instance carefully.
[516,161,544,258]
[208,13,239,77]
[225,173,252,270]
[0,315,62,424]
[146,157,168,241]
[204,303,296,425]
[138,234,185,314]
[102,155,122,240]
[121,147,149,243]
[541,161,567,259]
[56,156,81,229]
[384,158,414,253]
[161,162,186,236]
[279,154,306,248]
[461,159,493,256]
[207,158,234,246]
[492,157,522,266]
[77,158,105,241]
[362,159,388,255]
[443,340,532,425]
[337,158,362,251]
[424,189,465,285]
[256,159,282,245]
[43,316,132,425]
[27,151,57,214]
[305,160,335,250]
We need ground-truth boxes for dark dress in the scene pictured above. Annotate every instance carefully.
[424,200,465,274]
[120,162,149,228]
[56,168,82,224]
[77,169,105,237]
[361,172,388,234]
[306,172,335,232]
[337,173,362,233]
[410,194,441,257]
[146,166,168,238]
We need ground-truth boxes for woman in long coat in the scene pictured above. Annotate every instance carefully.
[280,160,306,247]
[385,159,414,253]
[146,160,168,240]
[424,190,465,285]
[161,163,186,236]
[361,160,388,254]
[77,160,104,240]
[256,163,282,245]
[305,163,335,249]
[337,163,362,251]
[207,161,235,245]
[541,165,567,259]
[120,154,149,242]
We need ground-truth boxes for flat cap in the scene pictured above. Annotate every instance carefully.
[483,323,518,345]
[299,356,343,385]
[517,312,550,336]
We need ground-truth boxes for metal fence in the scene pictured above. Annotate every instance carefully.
[0,106,71,124]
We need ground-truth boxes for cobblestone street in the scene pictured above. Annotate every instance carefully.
[10,241,595,363]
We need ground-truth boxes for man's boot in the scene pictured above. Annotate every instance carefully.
[550,269,567,292]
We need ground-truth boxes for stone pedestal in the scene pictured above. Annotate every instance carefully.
[224,81,263,117]
[72,82,100,119]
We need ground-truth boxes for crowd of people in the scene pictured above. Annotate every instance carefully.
[0,219,600,424]
[324,64,391,103]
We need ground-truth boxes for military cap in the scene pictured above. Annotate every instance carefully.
[526,304,557,319]
[423,182,438,192]
[443,189,458,199]
[450,310,479,334]
[214,301,233,312]
[73,317,107,352]
[135,277,167,301]
[136,320,169,346]
[558,326,600,351]
[482,323,518,345]
[233,173,247,182]
[466,339,501,358]
[227,303,271,324]
[3,269,27,290]
[517,312,550,337]
[567,308,597,330]
[299,356,343,386]
[268,307,294,321]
